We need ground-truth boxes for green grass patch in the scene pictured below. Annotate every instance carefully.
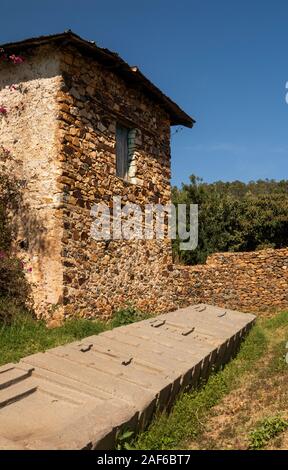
[110,305,151,328]
[264,311,288,331]
[134,324,268,450]
[0,314,107,366]
[0,303,151,366]
[249,416,288,450]
[265,340,288,376]
[258,311,288,378]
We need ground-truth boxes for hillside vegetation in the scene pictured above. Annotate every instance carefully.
[172,176,288,265]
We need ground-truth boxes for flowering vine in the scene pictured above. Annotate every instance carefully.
[0,48,24,64]
[0,105,7,115]
[0,48,32,274]
[0,48,24,117]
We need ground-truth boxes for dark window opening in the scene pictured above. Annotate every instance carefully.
[116,124,135,180]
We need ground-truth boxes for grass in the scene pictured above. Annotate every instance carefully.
[248,416,288,450]
[263,310,288,331]
[0,303,151,366]
[0,315,107,366]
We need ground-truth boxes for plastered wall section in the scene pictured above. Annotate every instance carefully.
[0,46,64,318]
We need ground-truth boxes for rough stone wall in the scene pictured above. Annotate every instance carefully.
[0,46,64,317]
[0,43,186,321]
[55,46,179,319]
[179,248,288,314]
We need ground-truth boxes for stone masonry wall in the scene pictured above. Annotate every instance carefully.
[0,43,189,321]
[0,46,65,317]
[179,248,288,314]
[55,45,179,319]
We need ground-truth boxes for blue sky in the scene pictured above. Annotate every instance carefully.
[1,0,288,186]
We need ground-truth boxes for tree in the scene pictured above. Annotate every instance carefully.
[172,175,288,265]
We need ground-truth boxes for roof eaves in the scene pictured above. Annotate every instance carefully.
[0,31,195,128]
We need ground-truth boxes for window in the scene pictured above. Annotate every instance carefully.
[116,124,135,180]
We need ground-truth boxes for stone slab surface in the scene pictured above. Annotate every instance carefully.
[0,304,255,450]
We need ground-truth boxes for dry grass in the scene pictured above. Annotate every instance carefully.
[132,311,288,450]
[187,311,288,450]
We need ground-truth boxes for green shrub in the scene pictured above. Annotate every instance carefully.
[115,429,135,450]
[0,256,30,305]
[0,249,31,324]
[0,182,31,323]
[0,205,11,251]
[0,296,31,325]
[110,305,151,328]
[249,416,288,450]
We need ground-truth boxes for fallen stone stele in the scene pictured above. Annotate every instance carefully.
[0,304,255,450]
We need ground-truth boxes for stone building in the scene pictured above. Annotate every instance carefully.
[0,31,194,321]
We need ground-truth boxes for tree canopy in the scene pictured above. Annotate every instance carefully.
[172,176,288,265]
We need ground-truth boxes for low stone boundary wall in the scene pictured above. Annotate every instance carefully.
[178,248,288,314]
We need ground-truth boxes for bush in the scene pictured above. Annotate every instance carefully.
[0,296,31,324]
[0,199,30,323]
[0,205,11,251]
[110,305,152,328]
[0,255,29,298]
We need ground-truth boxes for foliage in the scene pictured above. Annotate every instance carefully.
[0,49,29,322]
[0,45,30,322]
[0,204,11,250]
[110,304,151,328]
[249,416,288,450]
[115,429,135,450]
[0,258,30,322]
[172,175,288,265]
[0,147,31,322]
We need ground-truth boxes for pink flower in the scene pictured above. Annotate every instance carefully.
[9,54,24,65]
[0,106,7,115]
[0,49,24,64]
[0,251,6,259]
[0,146,11,156]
